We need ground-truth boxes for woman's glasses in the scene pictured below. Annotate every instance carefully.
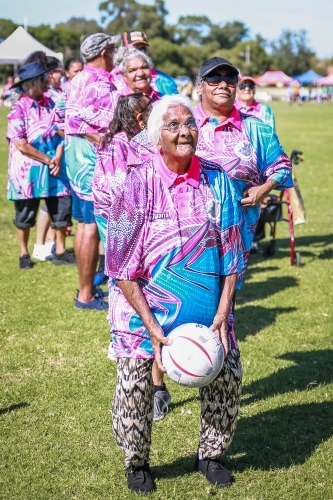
[203,74,238,88]
[238,82,255,91]
[162,117,198,134]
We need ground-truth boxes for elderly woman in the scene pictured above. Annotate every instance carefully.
[93,92,172,421]
[105,95,245,494]
[6,62,73,269]
[235,76,275,130]
[112,46,161,99]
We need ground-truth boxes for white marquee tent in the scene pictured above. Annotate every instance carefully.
[0,26,63,65]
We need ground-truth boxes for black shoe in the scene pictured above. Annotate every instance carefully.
[195,456,234,488]
[127,462,155,495]
[52,250,77,266]
[250,242,259,254]
[19,254,33,270]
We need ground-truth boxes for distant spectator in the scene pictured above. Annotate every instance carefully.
[6,62,74,269]
[112,31,178,96]
[236,76,275,130]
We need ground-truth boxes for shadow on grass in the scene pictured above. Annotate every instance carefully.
[238,276,299,303]
[153,402,333,477]
[249,233,333,264]
[227,401,333,471]
[235,305,297,341]
[242,350,333,404]
[169,395,199,411]
[0,402,29,416]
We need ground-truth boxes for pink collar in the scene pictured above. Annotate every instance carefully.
[84,64,114,82]
[154,152,200,189]
[235,99,261,113]
[193,102,242,131]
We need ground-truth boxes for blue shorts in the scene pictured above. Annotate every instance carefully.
[72,191,95,224]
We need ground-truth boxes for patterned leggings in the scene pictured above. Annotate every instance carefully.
[112,349,242,471]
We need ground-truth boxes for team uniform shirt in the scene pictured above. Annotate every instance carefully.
[6,95,70,200]
[65,66,120,200]
[105,153,245,359]
[235,99,276,130]
[93,131,131,247]
[49,80,71,133]
[111,66,178,96]
[45,86,63,104]
[193,104,292,288]
[127,129,157,167]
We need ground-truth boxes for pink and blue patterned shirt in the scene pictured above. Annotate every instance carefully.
[93,131,131,247]
[6,95,70,200]
[65,66,120,200]
[193,103,292,287]
[105,153,245,358]
[235,99,276,130]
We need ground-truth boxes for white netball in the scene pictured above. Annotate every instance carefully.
[161,323,224,388]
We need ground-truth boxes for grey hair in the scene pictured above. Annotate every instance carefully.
[147,95,194,146]
[114,46,153,74]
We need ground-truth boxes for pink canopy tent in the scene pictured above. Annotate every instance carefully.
[256,71,292,86]
[316,74,333,85]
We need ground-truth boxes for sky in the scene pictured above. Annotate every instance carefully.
[1,0,333,58]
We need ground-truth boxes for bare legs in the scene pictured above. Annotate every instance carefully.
[74,221,99,302]
[17,228,30,256]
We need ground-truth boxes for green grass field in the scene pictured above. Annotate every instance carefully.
[0,102,332,500]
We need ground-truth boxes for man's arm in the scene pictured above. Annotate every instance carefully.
[13,139,51,165]
[116,279,171,370]
[241,179,278,207]
[210,274,237,354]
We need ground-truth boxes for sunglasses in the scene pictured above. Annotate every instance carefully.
[162,117,198,134]
[238,82,255,90]
[203,74,238,88]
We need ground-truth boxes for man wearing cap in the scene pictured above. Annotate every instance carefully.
[192,57,292,482]
[65,33,120,310]
[112,31,178,96]
[236,76,276,130]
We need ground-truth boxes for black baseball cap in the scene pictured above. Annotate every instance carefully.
[198,57,239,78]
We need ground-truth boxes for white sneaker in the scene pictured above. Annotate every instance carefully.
[44,241,55,259]
[32,244,48,261]
[107,342,116,361]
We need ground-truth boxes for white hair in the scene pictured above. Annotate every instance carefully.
[114,46,153,74]
[147,95,194,146]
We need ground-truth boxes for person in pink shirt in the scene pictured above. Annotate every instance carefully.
[112,31,178,96]
[6,62,73,269]
[65,32,120,310]
[105,95,245,493]
[112,46,161,99]
[235,76,275,130]
[93,93,153,246]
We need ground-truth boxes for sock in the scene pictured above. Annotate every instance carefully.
[154,384,166,394]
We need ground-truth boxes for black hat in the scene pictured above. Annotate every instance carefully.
[11,62,50,88]
[198,57,239,78]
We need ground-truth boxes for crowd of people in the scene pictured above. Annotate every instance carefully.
[6,30,293,495]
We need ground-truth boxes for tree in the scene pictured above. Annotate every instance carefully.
[55,17,104,37]
[270,29,315,76]
[173,15,212,45]
[205,21,249,49]
[99,0,170,40]
[0,18,18,42]
[217,37,273,76]
[28,25,81,59]
[99,0,140,34]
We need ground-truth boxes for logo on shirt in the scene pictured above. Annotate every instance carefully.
[234,140,254,161]
[149,212,171,221]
